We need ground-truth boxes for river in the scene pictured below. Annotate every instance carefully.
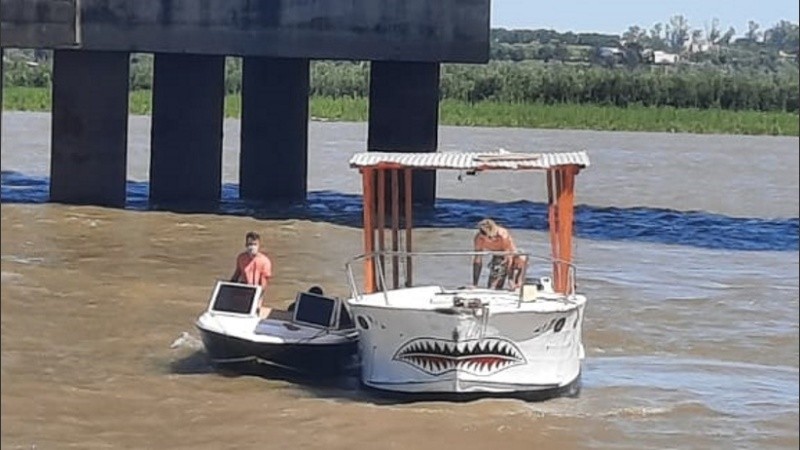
[1,111,798,449]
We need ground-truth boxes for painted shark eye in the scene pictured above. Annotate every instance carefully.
[357,316,370,329]
[554,318,566,333]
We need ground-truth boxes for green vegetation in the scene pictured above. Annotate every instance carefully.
[3,17,798,135]
[6,86,796,136]
[489,18,799,63]
[6,58,798,113]
[313,61,799,113]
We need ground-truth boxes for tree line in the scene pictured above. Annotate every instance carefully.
[490,17,800,64]
[3,17,798,113]
[4,57,797,113]
[313,61,798,112]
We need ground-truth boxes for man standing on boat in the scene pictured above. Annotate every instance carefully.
[231,231,273,317]
[472,219,527,290]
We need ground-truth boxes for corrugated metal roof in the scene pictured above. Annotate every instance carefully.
[349,149,590,171]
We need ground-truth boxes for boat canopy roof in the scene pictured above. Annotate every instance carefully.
[349,149,590,172]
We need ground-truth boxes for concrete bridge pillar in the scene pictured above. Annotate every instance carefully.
[50,50,130,207]
[149,53,225,204]
[239,57,309,202]
[368,61,440,205]
[1,49,4,141]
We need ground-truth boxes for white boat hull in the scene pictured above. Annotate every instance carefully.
[196,312,358,375]
[349,290,586,396]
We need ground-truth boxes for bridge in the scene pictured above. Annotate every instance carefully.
[0,0,490,207]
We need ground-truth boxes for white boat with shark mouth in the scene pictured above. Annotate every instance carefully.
[344,149,589,400]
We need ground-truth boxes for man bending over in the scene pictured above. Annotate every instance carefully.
[472,219,528,289]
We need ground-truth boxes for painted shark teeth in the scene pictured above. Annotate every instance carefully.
[393,337,525,376]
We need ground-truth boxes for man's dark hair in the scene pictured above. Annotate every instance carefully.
[309,285,324,295]
[245,231,261,242]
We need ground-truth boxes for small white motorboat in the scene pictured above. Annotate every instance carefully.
[344,149,590,399]
[196,281,358,376]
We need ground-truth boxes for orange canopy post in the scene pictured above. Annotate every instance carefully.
[361,168,376,293]
[547,165,579,294]
[404,168,414,287]
[376,169,386,287]
[360,165,417,293]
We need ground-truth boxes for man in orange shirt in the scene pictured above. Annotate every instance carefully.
[472,218,528,290]
[231,231,273,317]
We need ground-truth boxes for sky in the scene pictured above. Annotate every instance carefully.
[491,0,800,36]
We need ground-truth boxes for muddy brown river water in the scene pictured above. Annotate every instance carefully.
[1,112,798,449]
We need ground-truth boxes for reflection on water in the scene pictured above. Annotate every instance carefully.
[2,171,797,252]
[1,112,798,450]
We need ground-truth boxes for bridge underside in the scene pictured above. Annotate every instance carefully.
[1,0,490,207]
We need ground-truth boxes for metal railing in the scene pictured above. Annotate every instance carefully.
[344,250,577,304]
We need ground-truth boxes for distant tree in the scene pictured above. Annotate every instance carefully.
[623,25,647,44]
[622,42,643,68]
[537,44,555,62]
[721,26,736,44]
[553,43,570,61]
[509,45,525,62]
[746,20,762,42]
[667,15,691,52]
[648,23,667,50]
[561,31,578,45]
[576,32,621,47]
[691,29,704,47]
[764,20,800,52]
[706,18,722,45]
[650,23,664,41]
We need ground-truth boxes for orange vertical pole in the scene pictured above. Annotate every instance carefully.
[547,169,560,289]
[391,169,400,289]
[362,168,375,293]
[556,166,577,294]
[557,168,568,292]
[376,169,386,288]
[404,168,413,287]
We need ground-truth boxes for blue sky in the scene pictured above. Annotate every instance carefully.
[491,0,799,36]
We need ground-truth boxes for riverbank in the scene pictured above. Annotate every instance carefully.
[3,86,798,136]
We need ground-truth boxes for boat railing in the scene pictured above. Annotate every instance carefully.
[345,250,577,304]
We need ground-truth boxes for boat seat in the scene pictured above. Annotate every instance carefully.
[265,309,293,321]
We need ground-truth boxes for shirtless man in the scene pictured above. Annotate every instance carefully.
[471,219,528,290]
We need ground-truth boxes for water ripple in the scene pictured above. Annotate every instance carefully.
[2,171,797,252]
[584,356,799,418]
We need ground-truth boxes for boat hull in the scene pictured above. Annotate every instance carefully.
[362,371,582,403]
[350,297,585,398]
[196,325,358,376]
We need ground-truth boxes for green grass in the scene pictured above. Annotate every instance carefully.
[440,100,799,136]
[3,86,798,136]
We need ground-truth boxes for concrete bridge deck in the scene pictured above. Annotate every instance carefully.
[1,0,491,206]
